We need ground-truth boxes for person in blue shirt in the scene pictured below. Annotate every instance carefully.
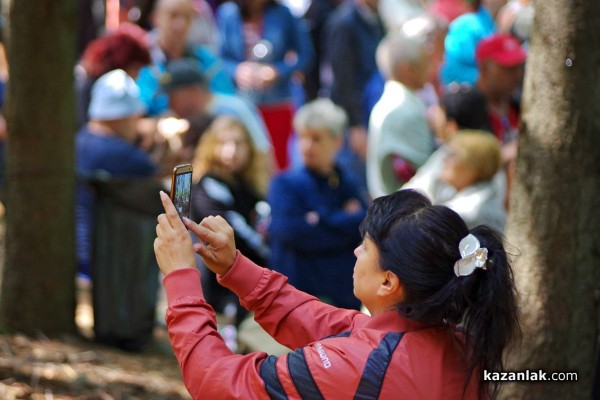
[216,0,314,170]
[136,0,236,116]
[267,98,368,310]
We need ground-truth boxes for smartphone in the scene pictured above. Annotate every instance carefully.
[170,164,193,219]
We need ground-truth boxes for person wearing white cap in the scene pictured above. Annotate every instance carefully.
[76,69,158,279]
[86,69,148,143]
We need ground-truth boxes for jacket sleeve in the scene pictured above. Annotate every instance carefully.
[218,252,366,349]
[271,6,315,80]
[215,3,243,79]
[163,268,271,400]
[267,174,360,252]
[192,46,237,95]
[317,179,368,235]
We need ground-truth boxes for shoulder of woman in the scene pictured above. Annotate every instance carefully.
[216,2,240,19]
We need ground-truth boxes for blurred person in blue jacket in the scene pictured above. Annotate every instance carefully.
[216,0,315,170]
[267,98,368,310]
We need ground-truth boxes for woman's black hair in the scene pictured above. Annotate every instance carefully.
[234,0,277,19]
[360,189,519,399]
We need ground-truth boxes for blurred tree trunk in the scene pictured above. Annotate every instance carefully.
[0,1,77,334]
[503,0,600,398]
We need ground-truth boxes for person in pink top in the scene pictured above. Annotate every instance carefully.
[154,189,519,399]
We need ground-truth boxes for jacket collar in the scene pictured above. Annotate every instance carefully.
[364,309,439,333]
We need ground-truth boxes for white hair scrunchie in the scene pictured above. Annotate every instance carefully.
[454,234,489,277]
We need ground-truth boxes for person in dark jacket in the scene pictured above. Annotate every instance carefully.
[324,0,385,167]
[268,98,368,310]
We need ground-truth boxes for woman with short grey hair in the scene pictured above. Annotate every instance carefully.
[293,97,348,138]
[267,97,369,311]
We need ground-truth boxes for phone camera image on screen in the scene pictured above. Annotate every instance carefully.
[173,172,192,218]
[171,164,193,219]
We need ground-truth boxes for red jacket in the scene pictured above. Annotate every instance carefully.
[163,252,480,399]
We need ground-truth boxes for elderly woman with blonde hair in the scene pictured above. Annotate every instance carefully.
[403,130,506,232]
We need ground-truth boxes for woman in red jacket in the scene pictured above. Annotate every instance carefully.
[154,189,519,399]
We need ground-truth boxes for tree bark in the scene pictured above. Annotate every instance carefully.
[503,0,600,398]
[0,1,77,334]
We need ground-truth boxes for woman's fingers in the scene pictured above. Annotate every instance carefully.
[156,214,166,237]
[160,191,185,230]
[184,215,236,275]
[184,217,216,244]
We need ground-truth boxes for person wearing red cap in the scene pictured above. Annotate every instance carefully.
[475,33,526,144]
[475,33,525,207]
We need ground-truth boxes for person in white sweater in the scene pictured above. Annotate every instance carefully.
[403,130,507,232]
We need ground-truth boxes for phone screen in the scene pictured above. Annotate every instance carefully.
[170,165,193,219]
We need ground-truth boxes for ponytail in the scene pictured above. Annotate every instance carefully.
[459,226,520,399]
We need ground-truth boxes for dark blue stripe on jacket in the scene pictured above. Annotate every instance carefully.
[260,332,350,399]
[260,355,288,400]
[260,330,403,399]
[354,332,404,399]
[288,347,325,399]
[323,330,351,339]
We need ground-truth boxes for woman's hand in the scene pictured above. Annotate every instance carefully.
[155,192,238,276]
[154,191,196,275]
[343,198,363,214]
[184,215,237,276]
[234,61,278,91]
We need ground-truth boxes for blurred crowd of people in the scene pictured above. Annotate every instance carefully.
[1,0,534,350]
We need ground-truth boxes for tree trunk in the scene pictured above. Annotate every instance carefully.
[0,1,77,334]
[502,0,600,398]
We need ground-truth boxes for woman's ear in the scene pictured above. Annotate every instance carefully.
[377,270,405,303]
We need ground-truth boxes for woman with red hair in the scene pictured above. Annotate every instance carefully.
[76,23,152,128]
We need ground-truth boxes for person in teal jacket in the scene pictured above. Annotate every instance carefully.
[439,0,505,87]
[136,0,236,116]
